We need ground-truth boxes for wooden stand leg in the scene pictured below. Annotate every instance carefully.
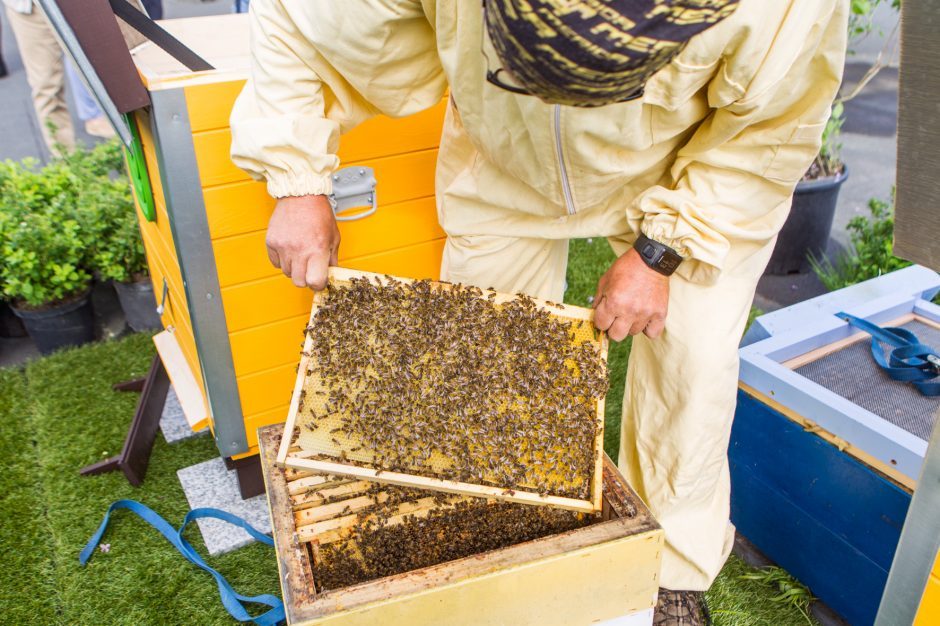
[231,454,264,499]
[80,355,170,486]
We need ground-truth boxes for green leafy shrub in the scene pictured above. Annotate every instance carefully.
[805,102,845,180]
[810,194,911,290]
[0,160,92,307]
[0,140,144,308]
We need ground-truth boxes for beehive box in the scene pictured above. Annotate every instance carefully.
[259,425,663,626]
[733,278,940,626]
[123,14,447,485]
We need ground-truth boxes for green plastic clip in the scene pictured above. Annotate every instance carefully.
[122,112,156,222]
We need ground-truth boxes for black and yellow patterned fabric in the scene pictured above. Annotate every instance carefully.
[484,0,739,107]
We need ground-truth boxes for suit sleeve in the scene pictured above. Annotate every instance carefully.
[633,0,849,285]
[230,0,446,199]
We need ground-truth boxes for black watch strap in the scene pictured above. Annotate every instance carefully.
[634,233,683,276]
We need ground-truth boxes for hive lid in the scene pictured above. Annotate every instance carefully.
[130,14,250,90]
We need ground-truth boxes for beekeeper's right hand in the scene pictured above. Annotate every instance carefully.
[266,195,340,291]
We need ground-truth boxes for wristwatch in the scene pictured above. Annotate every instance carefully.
[633,233,683,276]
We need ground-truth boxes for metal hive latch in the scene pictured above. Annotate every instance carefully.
[329,166,378,221]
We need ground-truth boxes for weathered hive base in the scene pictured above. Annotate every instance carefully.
[259,425,662,626]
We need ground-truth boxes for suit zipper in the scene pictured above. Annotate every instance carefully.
[554,105,576,215]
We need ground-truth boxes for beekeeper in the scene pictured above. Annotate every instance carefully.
[231,1,847,622]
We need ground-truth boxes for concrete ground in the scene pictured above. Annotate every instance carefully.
[0,2,902,362]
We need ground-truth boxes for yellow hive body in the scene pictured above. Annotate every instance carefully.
[126,14,447,469]
[914,551,940,625]
[259,425,663,626]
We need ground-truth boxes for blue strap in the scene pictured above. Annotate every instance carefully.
[837,312,940,397]
[80,500,285,625]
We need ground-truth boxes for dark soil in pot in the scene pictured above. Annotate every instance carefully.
[767,166,849,275]
[114,276,162,332]
[12,291,96,355]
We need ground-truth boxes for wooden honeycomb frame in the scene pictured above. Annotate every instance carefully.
[277,267,608,513]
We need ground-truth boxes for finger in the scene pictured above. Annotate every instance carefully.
[306,251,330,291]
[628,317,649,337]
[593,296,615,331]
[644,316,666,339]
[290,253,309,287]
[607,317,632,342]
[280,254,293,280]
[328,240,339,266]
[592,277,606,310]
[267,245,281,269]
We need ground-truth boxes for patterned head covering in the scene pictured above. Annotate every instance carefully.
[484,0,739,107]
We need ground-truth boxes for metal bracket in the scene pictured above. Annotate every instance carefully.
[329,166,377,221]
[155,278,169,316]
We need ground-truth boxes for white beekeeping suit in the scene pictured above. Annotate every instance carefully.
[231,0,849,594]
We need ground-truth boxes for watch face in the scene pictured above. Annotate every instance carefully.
[641,243,658,261]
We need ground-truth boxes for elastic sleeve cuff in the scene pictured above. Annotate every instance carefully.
[265,173,334,199]
[639,215,728,286]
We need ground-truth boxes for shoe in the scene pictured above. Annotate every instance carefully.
[653,588,710,626]
[0,56,7,78]
[84,116,116,139]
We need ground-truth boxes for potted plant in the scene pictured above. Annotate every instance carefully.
[0,159,96,354]
[766,103,848,274]
[767,0,900,274]
[90,174,160,332]
[62,139,160,333]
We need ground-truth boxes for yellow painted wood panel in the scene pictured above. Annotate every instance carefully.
[230,314,307,378]
[344,237,445,280]
[237,363,297,418]
[220,238,445,332]
[213,196,442,287]
[914,572,940,626]
[203,180,272,240]
[336,99,447,163]
[243,406,291,451]
[190,98,446,189]
[296,530,661,626]
[184,80,246,132]
[140,231,205,400]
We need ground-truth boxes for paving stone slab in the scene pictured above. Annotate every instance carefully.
[177,457,270,556]
[160,386,208,443]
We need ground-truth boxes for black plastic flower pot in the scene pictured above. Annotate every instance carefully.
[0,300,28,338]
[114,278,162,332]
[766,166,849,275]
[12,292,95,355]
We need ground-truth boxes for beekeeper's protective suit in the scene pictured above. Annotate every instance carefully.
[232,0,847,595]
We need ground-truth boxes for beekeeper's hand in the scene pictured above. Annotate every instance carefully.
[266,195,340,290]
[593,249,669,341]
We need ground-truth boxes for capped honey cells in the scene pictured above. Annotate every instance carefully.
[294,275,609,500]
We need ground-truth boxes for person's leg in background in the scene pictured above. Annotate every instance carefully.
[0,11,8,78]
[4,4,74,153]
[64,61,114,139]
[613,235,777,596]
[140,0,163,20]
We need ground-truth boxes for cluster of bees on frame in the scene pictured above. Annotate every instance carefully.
[313,483,595,590]
[297,276,609,499]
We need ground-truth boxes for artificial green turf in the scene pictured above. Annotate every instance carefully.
[1,334,278,625]
[0,368,59,625]
[0,247,814,624]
